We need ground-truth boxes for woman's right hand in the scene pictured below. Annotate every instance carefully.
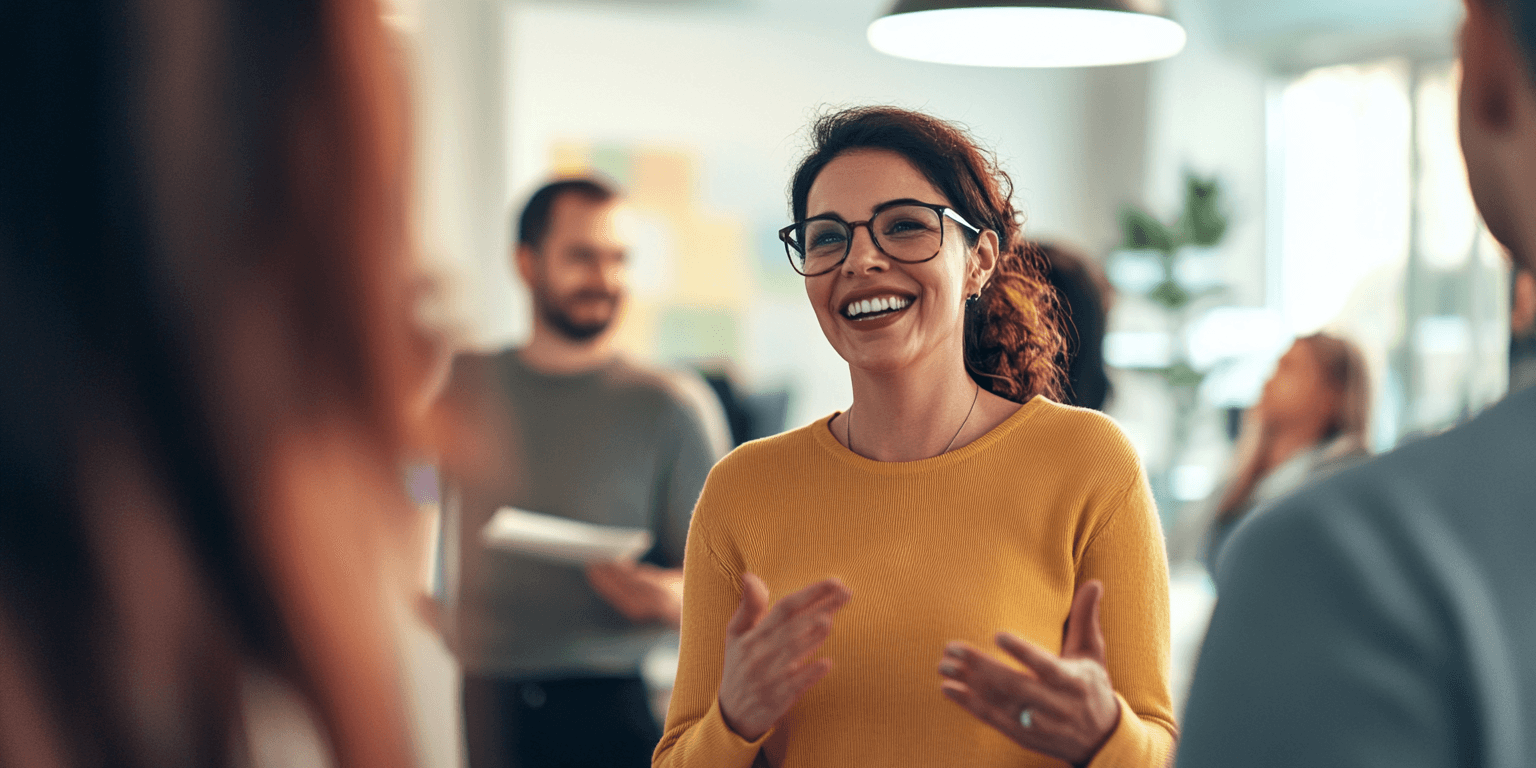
[718,574,851,741]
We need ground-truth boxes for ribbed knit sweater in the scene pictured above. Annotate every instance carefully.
[654,397,1176,768]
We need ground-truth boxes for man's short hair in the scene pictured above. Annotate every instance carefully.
[516,177,619,250]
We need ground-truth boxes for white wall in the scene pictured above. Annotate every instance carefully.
[1144,0,1271,307]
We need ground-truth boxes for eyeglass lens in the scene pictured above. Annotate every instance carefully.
[793,205,945,274]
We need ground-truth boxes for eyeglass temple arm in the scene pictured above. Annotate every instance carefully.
[943,207,981,234]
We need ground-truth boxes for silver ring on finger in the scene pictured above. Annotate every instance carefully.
[1018,707,1033,728]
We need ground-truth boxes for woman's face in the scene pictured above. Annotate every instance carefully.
[802,149,995,376]
[1258,340,1332,428]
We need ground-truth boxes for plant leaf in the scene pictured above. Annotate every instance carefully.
[1118,204,1177,253]
[1149,279,1192,310]
[1178,172,1229,247]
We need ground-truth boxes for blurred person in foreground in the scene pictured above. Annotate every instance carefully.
[655,107,1174,768]
[1177,0,1536,764]
[440,178,729,768]
[1190,333,1372,568]
[1036,241,1115,411]
[0,1,453,767]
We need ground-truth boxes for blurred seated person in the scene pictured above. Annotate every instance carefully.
[440,178,730,768]
[0,1,449,766]
[1035,241,1114,411]
[694,363,792,447]
[1201,333,1372,568]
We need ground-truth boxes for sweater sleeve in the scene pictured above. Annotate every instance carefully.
[652,477,770,768]
[1080,472,1178,768]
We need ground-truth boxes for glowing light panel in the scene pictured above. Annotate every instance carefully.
[868,7,1186,68]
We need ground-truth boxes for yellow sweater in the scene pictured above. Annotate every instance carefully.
[654,397,1176,768]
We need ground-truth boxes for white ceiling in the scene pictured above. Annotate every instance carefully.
[1200,0,1462,68]
[517,0,1466,70]
[1205,0,1459,39]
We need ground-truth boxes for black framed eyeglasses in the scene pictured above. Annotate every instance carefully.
[778,200,983,277]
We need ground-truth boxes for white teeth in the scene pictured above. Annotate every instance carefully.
[845,295,911,318]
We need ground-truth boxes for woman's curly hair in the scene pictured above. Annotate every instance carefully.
[789,106,1066,402]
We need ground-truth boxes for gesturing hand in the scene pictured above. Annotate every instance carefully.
[718,574,851,742]
[938,580,1121,766]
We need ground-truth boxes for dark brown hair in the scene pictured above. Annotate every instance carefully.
[1037,241,1113,410]
[0,1,423,766]
[516,176,619,249]
[789,106,1065,401]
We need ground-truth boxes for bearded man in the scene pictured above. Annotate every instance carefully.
[443,178,728,768]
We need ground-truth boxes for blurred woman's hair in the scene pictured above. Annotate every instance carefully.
[1302,332,1373,457]
[788,106,1065,402]
[0,1,429,767]
[1034,241,1113,410]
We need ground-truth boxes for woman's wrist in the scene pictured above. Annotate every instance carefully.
[1070,699,1123,768]
[717,695,765,743]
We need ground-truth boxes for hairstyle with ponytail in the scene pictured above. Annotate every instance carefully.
[788,106,1066,402]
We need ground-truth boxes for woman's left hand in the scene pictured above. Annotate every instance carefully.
[938,580,1122,767]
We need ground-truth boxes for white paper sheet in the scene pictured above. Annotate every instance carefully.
[480,507,653,565]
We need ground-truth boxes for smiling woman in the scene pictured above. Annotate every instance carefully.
[786,107,1066,409]
[654,107,1177,768]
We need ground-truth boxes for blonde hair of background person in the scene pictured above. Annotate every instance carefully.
[1169,333,1372,565]
[1213,334,1371,516]
[654,107,1175,768]
[0,1,457,767]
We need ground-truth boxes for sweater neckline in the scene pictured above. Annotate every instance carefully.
[811,395,1048,475]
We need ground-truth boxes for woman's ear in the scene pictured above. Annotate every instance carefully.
[967,230,1000,295]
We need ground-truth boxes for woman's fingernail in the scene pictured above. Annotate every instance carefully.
[939,661,958,676]
[944,644,966,659]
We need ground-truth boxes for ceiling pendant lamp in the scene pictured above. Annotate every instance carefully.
[868,0,1188,68]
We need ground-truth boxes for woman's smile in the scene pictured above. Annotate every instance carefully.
[843,294,913,320]
[839,289,918,330]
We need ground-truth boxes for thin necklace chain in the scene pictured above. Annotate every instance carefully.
[847,382,981,457]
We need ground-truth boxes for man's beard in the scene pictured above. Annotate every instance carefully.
[534,287,619,342]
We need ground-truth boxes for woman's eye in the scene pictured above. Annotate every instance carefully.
[883,219,929,235]
[811,231,846,246]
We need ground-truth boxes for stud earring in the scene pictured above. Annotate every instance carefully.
[965,293,981,308]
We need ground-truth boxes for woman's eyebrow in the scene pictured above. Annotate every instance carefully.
[807,197,934,220]
[874,197,931,209]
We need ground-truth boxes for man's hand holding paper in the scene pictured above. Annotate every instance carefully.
[586,560,685,626]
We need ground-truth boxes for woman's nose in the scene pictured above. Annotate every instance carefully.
[842,225,888,275]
